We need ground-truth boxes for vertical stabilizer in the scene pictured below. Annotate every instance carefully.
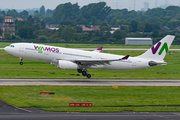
[137,35,175,61]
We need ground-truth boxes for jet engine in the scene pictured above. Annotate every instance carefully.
[57,60,78,70]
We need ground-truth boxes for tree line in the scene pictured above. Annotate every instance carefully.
[1,2,180,44]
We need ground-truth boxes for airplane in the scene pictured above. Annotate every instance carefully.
[4,35,175,78]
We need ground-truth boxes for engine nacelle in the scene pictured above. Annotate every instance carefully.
[57,60,78,70]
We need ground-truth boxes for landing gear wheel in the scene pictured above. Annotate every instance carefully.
[82,71,87,76]
[20,62,23,65]
[77,69,82,73]
[87,74,91,78]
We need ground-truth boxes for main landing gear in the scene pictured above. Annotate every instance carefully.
[19,58,23,65]
[77,68,91,78]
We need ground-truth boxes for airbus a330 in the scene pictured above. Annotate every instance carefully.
[4,35,175,78]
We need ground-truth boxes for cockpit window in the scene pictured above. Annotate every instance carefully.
[9,45,15,48]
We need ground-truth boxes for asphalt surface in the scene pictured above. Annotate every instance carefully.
[1,79,180,86]
[1,99,180,120]
[1,79,180,119]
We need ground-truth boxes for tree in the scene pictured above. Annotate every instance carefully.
[40,5,45,16]
[139,15,149,22]
[34,10,39,15]
[137,22,145,32]
[7,9,18,18]
[41,20,46,29]
[100,22,110,31]
[78,18,89,25]
[19,10,29,19]
[130,20,138,32]
[91,16,98,25]
[74,26,82,33]
[46,9,54,16]
[105,31,111,38]
[112,29,121,41]
[144,23,153,32]
[38,35,48,42]
[61,20,77,26]
[34,23,41,30]
[45,17,55,24]
[18,26,34,39]
[0,28,2,35]
[28,15,35,24]
[81,2,111,22]
[110,17,116,25]
[53,3,80,23]
[151,30,159,38]
[16,20,33,31]
[50,32,59,40]
[61,26,77,41]
[1,10,6,17]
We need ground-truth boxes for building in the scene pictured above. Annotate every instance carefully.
[173,26,180,32]
[144,2,149,11]
[110,27,120,34]
[2,16,15,38]
[161,26,171,31]
[17,18,23,21]
[125,38,153,45]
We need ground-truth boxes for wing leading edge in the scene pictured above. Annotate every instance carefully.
[57,55,130,66]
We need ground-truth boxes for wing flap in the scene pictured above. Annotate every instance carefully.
[74,55,130,66]
[56,55,130,66]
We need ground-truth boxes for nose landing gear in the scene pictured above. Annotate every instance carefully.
[19,58,23,65]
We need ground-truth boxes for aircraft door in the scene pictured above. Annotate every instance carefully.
[44,50,49,55]
[19,45,24,52]
[132,60,136,66]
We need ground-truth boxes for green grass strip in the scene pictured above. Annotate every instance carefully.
[1,86,180,112]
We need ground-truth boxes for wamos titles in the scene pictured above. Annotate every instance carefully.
[34,45,59,53]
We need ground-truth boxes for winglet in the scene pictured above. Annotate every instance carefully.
[122,55,130,60]
[94,46,103,52]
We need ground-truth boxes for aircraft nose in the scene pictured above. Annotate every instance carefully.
[4,46,9,52]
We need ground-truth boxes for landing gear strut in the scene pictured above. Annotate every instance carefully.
[20,58,23,65]
[77,68,91,78]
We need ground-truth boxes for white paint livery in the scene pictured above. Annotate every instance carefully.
[4,35,175,78]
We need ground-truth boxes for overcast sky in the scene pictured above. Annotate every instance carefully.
[1,0,180,11]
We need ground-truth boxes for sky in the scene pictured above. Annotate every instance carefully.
[1,0,180,11]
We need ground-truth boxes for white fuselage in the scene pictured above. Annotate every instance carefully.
[4,43,152,71]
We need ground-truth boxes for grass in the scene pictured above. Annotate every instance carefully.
[0,49,180,79]
[1,86,180,112]
[1,48,180,112]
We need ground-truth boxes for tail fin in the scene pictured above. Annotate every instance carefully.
[137,35,175,61]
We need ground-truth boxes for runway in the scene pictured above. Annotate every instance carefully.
[1,79,180,120]
[1,99,180,120]
[1,79,180,86]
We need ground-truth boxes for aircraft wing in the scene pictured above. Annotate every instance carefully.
[57,55,130,66]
